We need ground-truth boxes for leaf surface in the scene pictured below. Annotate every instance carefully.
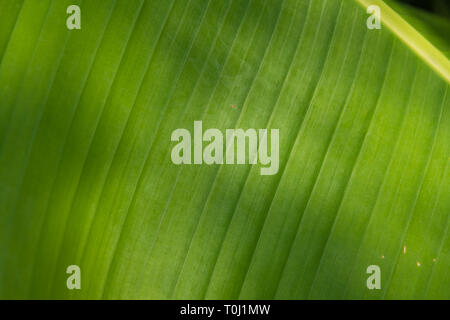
[0,0,448,299]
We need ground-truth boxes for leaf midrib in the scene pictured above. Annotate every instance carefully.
[355,0,450,83]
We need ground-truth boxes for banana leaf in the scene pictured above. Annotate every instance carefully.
[0,0,448,299]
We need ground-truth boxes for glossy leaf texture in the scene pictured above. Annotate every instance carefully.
[0,0,448,299]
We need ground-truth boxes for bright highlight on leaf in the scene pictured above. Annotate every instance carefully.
[0,0,448,300]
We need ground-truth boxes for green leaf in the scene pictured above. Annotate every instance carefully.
[0,0,448,299]
[385,0,450,58]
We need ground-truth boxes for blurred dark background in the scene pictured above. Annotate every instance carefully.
[397,0,450,17]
